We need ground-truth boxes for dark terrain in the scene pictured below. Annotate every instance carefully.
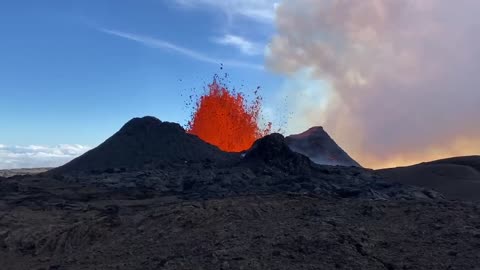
[0,168,50,178]
[1,117,480,270]
[378,156,480,201]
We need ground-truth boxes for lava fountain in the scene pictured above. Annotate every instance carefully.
[187,78,271,152]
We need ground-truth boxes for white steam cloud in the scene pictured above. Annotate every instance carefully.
[267,0,480,168]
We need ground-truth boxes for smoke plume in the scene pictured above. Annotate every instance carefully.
[267,0,480,168]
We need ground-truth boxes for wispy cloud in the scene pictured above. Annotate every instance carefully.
[175,0,278,22]
[99,28,263,70]
[214,34,262,55]
[0,144,91,169]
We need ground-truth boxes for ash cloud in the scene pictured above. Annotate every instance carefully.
[267,0,480,168]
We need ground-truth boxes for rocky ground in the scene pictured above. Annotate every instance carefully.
[1,160,480,270]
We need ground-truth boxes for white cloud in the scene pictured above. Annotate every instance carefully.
[174,1,278,58]
[175,0,278,22]
[100,28,263,70]
[214,34,262,55]
[0,144,91,169]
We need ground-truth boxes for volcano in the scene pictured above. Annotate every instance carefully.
[53,117,360,174]
[286,127,361,167]
[52,116,235,174]
[2,116,480,270]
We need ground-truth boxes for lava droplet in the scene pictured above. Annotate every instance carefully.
[187,78,271,152]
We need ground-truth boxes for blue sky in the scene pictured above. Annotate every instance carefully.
[0,0,282,168]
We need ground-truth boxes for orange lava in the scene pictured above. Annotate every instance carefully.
[187,79,271,152]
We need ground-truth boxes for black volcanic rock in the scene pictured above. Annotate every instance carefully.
[51,116,235,174]
[244,133,312,173]
[378,155,480,201]
[427,155,480,171]
[286,127,361,167]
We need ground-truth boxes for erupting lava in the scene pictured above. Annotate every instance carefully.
[187,79,271,152]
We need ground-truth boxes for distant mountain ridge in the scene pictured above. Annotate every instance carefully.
[378,155,480,201]
[0,168,50,178]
